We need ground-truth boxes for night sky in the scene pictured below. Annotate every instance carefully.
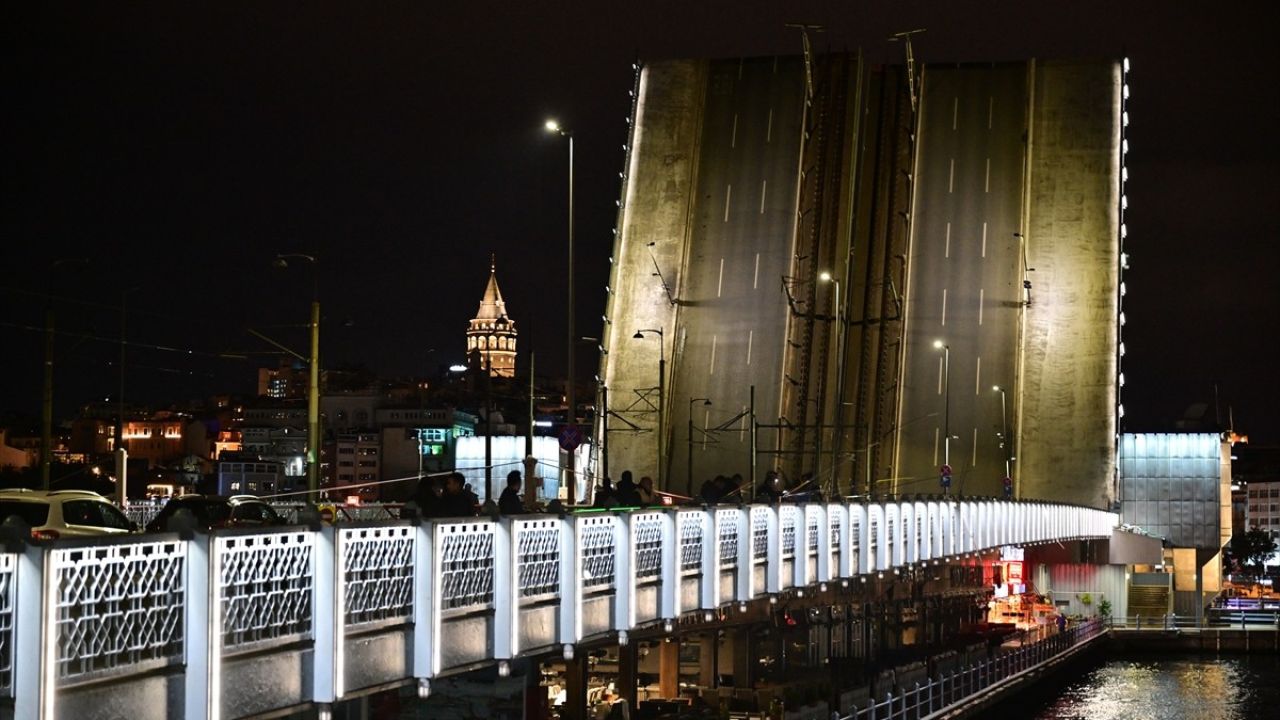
[3,2,1277,441]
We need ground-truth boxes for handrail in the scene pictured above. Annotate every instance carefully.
[2,497,1119,719]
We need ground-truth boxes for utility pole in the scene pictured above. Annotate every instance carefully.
[41,257,87,490]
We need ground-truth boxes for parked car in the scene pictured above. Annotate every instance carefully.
[145,494,285,532]
[0,489,136,539]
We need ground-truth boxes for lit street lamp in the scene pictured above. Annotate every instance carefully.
[819,270,845,492]
[633,329,665,487]
[545,119,577,504]
[992,385,1012,481]
[687,397,711,496]
[934,340,951,469]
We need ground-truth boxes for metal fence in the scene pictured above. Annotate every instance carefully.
[3,496,1118,719]
[845,618,1106,720]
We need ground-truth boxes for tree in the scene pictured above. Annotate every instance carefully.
[1226,528,1278,575]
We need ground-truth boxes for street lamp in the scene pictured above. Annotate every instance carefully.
[819,270,845,492]
[992,385,1011,480]
[275,253,321,499]
[688,397,711,496]
[633,329,665,486]
[545,118,577,504]
[933,340,950,468]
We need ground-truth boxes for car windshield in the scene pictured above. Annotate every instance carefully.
[63,499,133,530]
[154,499,232,528]
[231,502,281,524]
[0,501,51,527]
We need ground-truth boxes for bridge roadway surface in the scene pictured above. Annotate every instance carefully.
[0,498,1118,719]
[897,64,1027,497]
[665,56,804,496]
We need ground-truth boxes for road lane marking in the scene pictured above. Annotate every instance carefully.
[952,97,958,130]
[975,356,982,395]
[948,158,955,193]
[988,96,993,129]
[753,253,760,289]
[981,222,987,258]
[746,330,754,365]
[971,428,978,466]
[709,335,718,375]
[717,257,725,297]
[941,288,947,326]
[984,158,990,193]
[724,184,733,222]
[978,288,985,325]
[933,428,940,466]
[731,114,738,148]
[766,108,774,143]
[945,222,951,258]
[937,357,944,395]
[760,180,768,213]
[739,405,748,441]
[702,408,711,449]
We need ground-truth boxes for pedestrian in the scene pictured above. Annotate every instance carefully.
[616,470,641,506]
[756,470,784,502]
[594,476,619,508]
[699,475,724,504]
[439,472,478,517]
[499,470,524,514]
[407,474,444,518]
[637,476,656,505]
[1057,612,1067,634]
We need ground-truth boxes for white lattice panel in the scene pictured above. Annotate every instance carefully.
[341,525,414,626]
[514,518,561,598]
[50,540,186,681]
[218,531,314,650]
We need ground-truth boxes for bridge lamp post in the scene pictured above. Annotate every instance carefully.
[633,329,665,487]
[934,340,950,467]
[545,119,577,504]
[820,270,845,492]
[688,397,711,496]
[274,253,321,499]
[992,385,1011,479]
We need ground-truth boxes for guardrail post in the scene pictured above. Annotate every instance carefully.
[493,517,514,660]
[183,533,213,720]
[658,511,678,620]
[11,542,48,720]
[410,520,435,686]
[312,524,339,705]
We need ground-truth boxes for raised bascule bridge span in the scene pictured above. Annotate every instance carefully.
[599,53,1123,509]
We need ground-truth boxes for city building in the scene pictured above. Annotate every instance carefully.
[466,256,517,378]
[216,456,285,496]
[0,428,34,470]
[257,358,309,399]
[331,432,380,494]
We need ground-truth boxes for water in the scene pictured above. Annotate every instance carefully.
[995,651,1280,720]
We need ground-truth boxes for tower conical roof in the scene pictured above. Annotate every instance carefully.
[475,255,509,321]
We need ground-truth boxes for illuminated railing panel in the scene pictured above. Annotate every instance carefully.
[51,538,186,682]
[436,521,495,611]
[218,530,313,650]
[0,553,14,696]
[340,525,414,626]
[515,518,561,598]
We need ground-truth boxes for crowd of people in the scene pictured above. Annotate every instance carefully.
[405,465,826,520]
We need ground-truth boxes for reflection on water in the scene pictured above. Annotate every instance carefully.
[1004,653,1280,720]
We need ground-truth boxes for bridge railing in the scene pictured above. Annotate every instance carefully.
[2,497,1119,719]
[845,617,1107,720]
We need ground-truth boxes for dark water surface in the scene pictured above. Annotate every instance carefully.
[991,650,1280,720]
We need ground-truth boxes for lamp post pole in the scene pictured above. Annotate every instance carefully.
[546,120,576,504]
[275,253,321,500]
[688,398,711,497]
[993,385,1010,479]
[935,340,950,467]
[41,257,88,490]
[633,329,665,487]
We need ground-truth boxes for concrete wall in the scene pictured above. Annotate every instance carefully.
[1034,561,1128,619]
[602,60,707,482]
[1018,60,1122,508]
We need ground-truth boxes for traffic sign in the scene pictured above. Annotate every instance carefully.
[558,425,584,452]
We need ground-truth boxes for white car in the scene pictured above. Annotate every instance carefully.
[0,489,136,539]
